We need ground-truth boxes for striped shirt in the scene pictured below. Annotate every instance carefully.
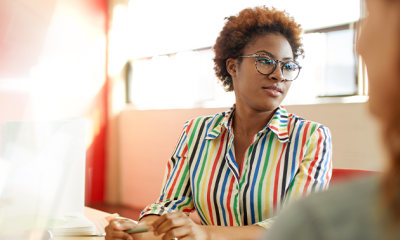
[140,105,332,229]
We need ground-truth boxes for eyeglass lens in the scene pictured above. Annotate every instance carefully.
[256,56,300,80]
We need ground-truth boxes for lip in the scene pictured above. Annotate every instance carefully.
[262,86,283,97]
[263,86,283,93]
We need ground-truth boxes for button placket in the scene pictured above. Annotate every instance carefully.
[225,133,243,226]
[225,134,240,183]
[238,132,261,182]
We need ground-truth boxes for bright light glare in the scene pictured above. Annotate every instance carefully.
[130,52,208,109]
[128,0,360,58]
[127,0,360,109]
[109,5,129,75]
[284,33,327,102]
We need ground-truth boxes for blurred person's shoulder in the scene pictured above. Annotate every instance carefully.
[283,106,331,134]
[267,176,385,240]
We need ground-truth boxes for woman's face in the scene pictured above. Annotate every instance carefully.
[357,0,400,119]
[228,33,293,112]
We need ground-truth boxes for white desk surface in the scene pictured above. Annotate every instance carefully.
[54,207,109,240]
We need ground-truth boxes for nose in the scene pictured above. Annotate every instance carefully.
[269,63,285,82]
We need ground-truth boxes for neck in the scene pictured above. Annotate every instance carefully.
[233,104,277,136]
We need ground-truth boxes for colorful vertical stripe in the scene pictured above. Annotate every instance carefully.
[140,105,332,229]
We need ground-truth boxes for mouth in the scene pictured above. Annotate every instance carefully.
[262,86,283,93]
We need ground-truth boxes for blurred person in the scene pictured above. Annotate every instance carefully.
[265,0,400,239]
[106,6,332,240]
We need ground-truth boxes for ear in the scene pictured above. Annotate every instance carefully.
[226,58,238,77]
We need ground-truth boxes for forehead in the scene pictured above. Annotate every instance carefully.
[244,33,293,59]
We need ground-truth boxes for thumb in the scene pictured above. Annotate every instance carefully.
[105,213,119,222]
[112,219,138,231]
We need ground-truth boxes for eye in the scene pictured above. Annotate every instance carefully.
[258,58,274,66]
[283,62,299,71]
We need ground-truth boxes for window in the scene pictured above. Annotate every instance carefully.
[127,49,235,109]
[126,0,362,109]
[284,23,361,104]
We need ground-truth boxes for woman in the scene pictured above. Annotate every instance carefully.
[266,0,400,239]
[106,6,332,240]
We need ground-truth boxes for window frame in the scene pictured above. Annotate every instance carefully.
[125,22,369,107]
[304,21,368,98]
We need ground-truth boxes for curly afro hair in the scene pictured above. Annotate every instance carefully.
[213,6,304,92]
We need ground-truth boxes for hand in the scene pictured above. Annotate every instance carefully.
[105,213,120,222]
[105,218,148,240]
[150,212,208,240]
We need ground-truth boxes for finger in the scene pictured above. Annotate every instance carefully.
[151,212,186,233]
[110,218,138,231]
[178,236,193,240]
[137,220,150,227]
[162,226,190,240]
[111,230,133,240]
[105,223,115,239]
[105,225,132,240]
[110,236,133,240]
[105,213,120,222]
[155,214,188,236]
[178,237,191,240]
[138,220,153,227]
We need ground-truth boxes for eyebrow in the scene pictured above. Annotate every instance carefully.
[256,50,293,61]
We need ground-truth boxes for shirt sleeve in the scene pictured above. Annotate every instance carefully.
[139,122,195,220]
[254,125,333,229]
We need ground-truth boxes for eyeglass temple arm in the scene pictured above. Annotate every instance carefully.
[239,54,259,58]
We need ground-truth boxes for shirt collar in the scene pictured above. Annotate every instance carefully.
[205,105,235,139]
[206,105,290,143]
[264,105,290,143]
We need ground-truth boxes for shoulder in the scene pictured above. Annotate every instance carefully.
[267,176,380,240]
[289,113,329,132]
[281,107,331,140]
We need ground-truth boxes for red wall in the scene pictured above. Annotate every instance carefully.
[0,0,108,203]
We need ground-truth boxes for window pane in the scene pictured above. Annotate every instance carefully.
[323,29,357,96]
[128,0,360,59]
[285,28,357,102]
[127,0,361,108]
[127,49,219,109]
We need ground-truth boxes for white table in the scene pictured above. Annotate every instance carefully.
[54,207,109,240]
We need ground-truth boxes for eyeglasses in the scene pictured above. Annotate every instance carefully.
[239,53,302,81]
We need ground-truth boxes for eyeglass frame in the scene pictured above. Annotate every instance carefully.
[238,53,302,81]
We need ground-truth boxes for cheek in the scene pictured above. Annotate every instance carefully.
[359,23,400,117]
[367,56,399,118]
[367,76,385,116]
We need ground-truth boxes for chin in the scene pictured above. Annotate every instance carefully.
[256,101,281,112]
[368,88,395,121]
[368,97,388,122]
[368,101,379,118]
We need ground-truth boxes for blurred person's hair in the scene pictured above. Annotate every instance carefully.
[379,0,400,232]
[383,83,400,225]
[213,6,304,92]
